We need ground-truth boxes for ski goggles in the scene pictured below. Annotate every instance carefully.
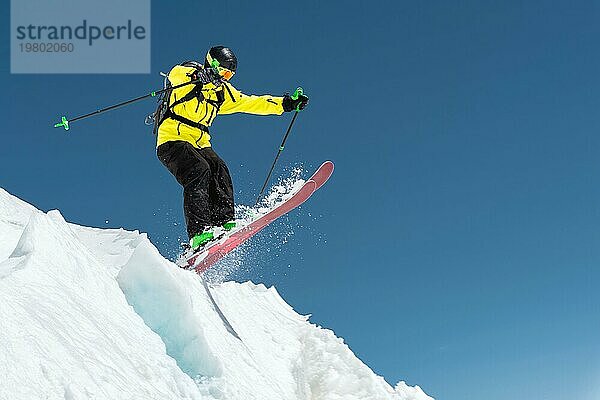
[216,67,235,80]
[207,53,235,81]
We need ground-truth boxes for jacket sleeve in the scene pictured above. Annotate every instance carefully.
[218,83,285,116]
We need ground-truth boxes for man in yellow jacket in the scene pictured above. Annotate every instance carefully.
[156,46,309,250]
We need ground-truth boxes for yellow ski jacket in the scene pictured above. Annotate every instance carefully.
[156,64,285,149]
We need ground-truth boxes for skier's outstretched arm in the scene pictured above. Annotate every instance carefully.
[218,83,285,116]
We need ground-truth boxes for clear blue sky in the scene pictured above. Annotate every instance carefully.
[2,1,600,399]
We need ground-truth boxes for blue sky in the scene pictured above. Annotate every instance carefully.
[2,1,600,399]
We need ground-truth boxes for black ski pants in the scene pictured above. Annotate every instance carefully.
[157,141,234,239]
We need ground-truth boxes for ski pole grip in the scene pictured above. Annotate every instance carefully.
[291,87,303,100]
[53,116,70,131]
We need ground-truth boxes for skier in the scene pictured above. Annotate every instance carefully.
[156,46,309,250]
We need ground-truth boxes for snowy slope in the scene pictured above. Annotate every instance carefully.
[0,187,433,400]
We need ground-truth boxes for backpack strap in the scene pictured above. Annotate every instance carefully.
[170,83,204,108]
[222,82,236,103]
[163,109,210,133]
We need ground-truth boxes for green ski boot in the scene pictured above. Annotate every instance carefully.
[222,221,236,231]
[190,231,215,250]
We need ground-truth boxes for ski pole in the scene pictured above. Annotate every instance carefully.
[53,78,203,131]
[255,87,304,204]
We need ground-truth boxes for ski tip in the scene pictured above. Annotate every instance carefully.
[320,160,334,170]
[308,161,334,191]
[319,161,334,175]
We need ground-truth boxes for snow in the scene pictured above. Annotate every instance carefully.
[0,187,433,400]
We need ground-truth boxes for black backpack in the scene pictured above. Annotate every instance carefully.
[146,61,222,136]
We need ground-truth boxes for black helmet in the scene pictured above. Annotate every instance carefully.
[205,46,237,73]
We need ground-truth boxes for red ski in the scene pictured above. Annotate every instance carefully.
[182,161,334,274]
[307,160,334,190]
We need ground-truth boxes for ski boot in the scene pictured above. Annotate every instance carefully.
[189,222,236,252]
[190,230,215,251]
[222,221,236,231]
